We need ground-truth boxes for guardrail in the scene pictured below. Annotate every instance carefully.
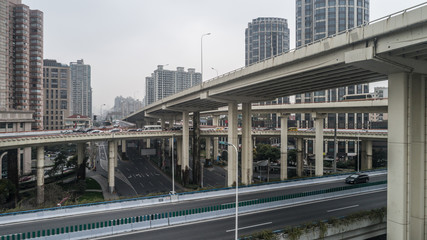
[1,180,387,240]
[0,169,387,225]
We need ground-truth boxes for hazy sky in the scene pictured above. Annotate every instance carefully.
[23,0,426,114]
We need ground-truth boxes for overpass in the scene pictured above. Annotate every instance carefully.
[123,4,427,239]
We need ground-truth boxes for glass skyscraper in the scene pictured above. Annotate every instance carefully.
[245,17,290,66]
[296,0,369,47]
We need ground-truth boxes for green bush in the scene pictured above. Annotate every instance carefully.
[0,179,16,204]
[85,178,101,190]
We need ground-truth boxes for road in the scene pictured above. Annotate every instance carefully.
[0,173,386,235]
[98,191,386,239]
[95,142,183,197]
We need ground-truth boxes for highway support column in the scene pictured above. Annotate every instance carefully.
[108,141,117,193]
[36,146,44,205]
[177,137,182,167]
[227,102,238,187]
[182,111,190,175]
[205,137,211,161]
[387,73,426,240]
[212,116,219,164]
[77,143,86,180]
[361,140,372,170]
[313,113,326,176]
[280,114,289,180]
[296,138,303,177]
[241,102,253,185]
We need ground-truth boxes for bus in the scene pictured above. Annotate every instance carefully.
[143,125,162,131]
[342,93,374,101]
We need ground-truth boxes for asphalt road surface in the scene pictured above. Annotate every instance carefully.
[97,191,386,239]
[0,173,386,235]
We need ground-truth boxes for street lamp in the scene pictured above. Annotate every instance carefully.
[211,67,218,77]
[219,141,239,240]
[201,33,211,81]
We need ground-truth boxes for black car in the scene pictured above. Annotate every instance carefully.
[345,173,369,184]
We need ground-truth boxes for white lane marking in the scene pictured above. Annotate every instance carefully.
[226,222,272,232]
[327,204,359,213]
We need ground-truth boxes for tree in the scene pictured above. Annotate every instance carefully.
[48,152,67,178]
[255,144,280,161]
[0,179,16,205]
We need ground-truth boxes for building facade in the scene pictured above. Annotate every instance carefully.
[145,65,201,106]
[70,59,92,118]
[294,0,370,130]
[43,59,71,130]
[0,0,43,130]
[245,17,290,66]
[296,0,369,47]
[112,96,143,119]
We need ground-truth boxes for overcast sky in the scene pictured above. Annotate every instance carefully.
[24,0,426,114]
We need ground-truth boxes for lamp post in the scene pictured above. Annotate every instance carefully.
[211,67,218,77]
[201,33,211,81]
[219,141,238,240]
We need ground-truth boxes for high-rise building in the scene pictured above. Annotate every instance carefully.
[0,0,43,130]
[70,59,92,118]
[145,65,201,106]
[43,59,71,130]
[245,17,291,126]
[294,0,370,130]
[113,96,143,119]
[245,17,290,66]
[296,0,369,47]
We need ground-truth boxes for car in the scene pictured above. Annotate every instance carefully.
[89,129,103,134]
[136,128,143,132]
[345,173,369,184]
[127,129,137,132]
[109,128,121,133]
[61,129,73,134]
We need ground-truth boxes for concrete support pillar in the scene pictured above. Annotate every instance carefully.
[115,140,118,167]
[146,138,151,148]
[361,140,372,170]
[212,115,219,127]
[177,137,182,166]
[182,111,190,170]
[227,102,238,187]
[108,141,117,193]
[387,73,426,240]
[212,115,219,163]
[36,146,44,205]
[280,114,289,180]
[77,143,86,180]
[313,113,326,176]
[296,138,303,177]
[23,147,31,175]
[241,102,253,185]
[121,140,126,153]
[205,137,211,160]
[17,149,21,176]
[77,143,84,166]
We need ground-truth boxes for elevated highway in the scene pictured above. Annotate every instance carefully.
[121,4,427,238]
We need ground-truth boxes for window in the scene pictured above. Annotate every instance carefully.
[60,90,67,99]
[60,79,67,88]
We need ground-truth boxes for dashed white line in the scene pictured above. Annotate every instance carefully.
[226,222,272,232]
[327,204,359,213]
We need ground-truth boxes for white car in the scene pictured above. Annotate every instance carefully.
[89,129,103,134]
[61,129,73,134]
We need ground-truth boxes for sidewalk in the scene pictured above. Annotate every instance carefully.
[87,172,119,200]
